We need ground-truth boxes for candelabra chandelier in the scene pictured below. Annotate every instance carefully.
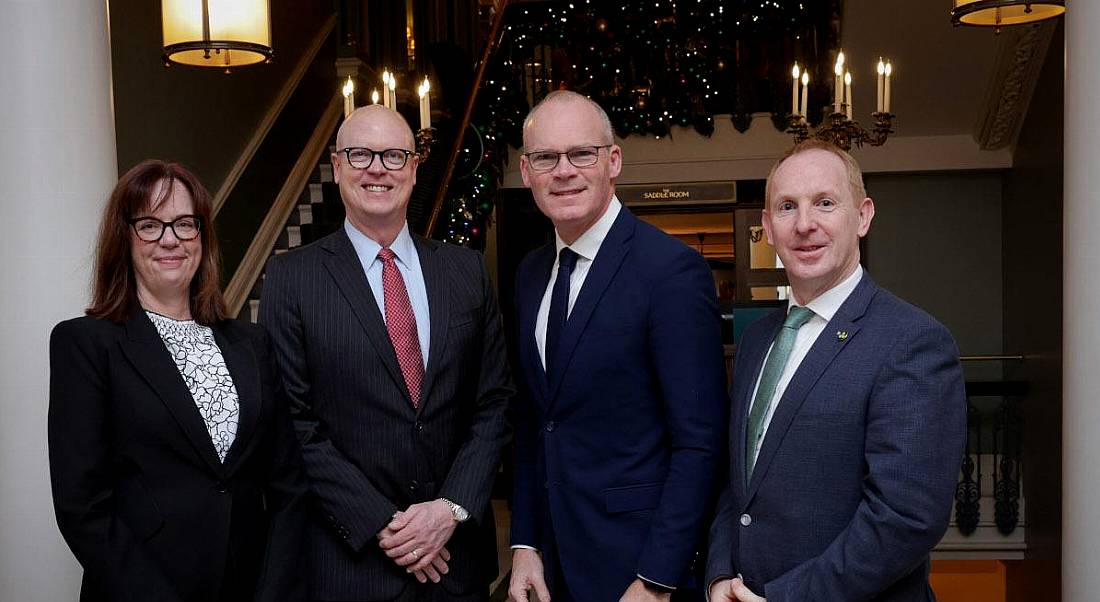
[340,73,437,161]
[787,112,895,152]
[785,52,896,152]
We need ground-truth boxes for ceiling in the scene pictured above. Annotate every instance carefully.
[843,0,1056,142]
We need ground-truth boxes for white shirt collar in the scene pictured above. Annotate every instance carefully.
[554,196,622,261]
[790,264,863,322]
[344,219,417,268]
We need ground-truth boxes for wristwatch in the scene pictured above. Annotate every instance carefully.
[440,498,470,522]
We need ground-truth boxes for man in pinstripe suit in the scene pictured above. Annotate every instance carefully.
[260,105,513,602]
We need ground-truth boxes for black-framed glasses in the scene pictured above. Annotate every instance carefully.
[339,147,414,170]
[523,145,612,172]
[128,215,202,242]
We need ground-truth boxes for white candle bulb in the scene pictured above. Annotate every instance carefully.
[876,59,885,113]
[792,64,800,117]
[418,78,431,130]
[834,51,844,113]
[884,61,893,113]
[342,77,355,118]
[800,72,809,123]
[844,71,852,120]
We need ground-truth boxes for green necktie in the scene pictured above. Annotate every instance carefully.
[745,306,815,480]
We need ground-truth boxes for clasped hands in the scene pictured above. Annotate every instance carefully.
[709,577,766,602]
[378,499,458,584]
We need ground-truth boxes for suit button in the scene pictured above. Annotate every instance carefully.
[415,421,424,432]
[410,480,420,491]
[740,513,752,527]
[215,481,228,494]
[545,421,556,432]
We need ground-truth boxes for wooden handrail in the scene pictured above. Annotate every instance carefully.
[223,93,343,315]
[423,0,511,237]
[213,15,337,217]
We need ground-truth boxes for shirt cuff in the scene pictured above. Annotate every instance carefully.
[705,575,734,602]
[511,544,539,551]
[638,574,677,592]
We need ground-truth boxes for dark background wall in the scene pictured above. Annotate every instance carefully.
[865,171,1005,380]
[1002,24,1063,602]
[109,0,332,189]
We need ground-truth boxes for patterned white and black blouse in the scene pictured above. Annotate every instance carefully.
[146,311,240,462]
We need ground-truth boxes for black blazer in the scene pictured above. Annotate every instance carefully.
[48,309,307,602]
[259,229,513,601]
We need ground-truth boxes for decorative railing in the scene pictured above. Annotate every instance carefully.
[937,356,1027,558]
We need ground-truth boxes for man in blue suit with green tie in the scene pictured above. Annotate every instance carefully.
[508,91,728,602]
[706,140,967,601]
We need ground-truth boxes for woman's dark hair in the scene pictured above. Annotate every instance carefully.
[87,160,226,324]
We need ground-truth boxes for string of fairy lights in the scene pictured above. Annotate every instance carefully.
[438,0,839,247]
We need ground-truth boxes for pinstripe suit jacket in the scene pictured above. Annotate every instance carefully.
[260,228,513,601]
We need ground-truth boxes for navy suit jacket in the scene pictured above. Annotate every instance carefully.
[706,273,967,601]
[511,207,728,600]
[260,230,513,601]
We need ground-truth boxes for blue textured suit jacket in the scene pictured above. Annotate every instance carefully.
[511,207,728,600]
[706,273,967,601]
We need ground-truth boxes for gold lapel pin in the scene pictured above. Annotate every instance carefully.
[837,330,849,341]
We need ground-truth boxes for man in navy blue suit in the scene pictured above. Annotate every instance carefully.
[507,90,728,602]
[706,140,967,601]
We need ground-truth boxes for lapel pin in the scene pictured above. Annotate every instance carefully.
[837,330,849,342]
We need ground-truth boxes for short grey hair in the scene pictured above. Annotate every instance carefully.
[522,90,614,150]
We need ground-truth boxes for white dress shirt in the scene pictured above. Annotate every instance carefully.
[534,196,622,369]
[344,220,430,367]
[746,265,864,466]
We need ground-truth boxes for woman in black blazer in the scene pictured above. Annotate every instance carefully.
[48,160,306,602]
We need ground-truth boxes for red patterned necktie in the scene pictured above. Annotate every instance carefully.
[378,247,424,407]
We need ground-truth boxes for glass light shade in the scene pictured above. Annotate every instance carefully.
[162,0,272,68]
[951,0,1065,28]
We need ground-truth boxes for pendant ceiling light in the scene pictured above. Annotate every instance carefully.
[951,1,1065,31]
[162,0,272,69]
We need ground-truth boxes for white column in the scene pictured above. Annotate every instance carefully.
[0,1,117,600]
[1065,2,1100,600]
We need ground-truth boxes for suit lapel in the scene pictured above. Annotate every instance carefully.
[416,236,449,414]
[215,325,260,474]
[120,309,224,475]
[546,209,635,405]
[734,310,784,493]
[744,274,878,504]
[321,230,412,408]
[519,244,556,407]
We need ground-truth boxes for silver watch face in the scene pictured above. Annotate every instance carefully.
[452,504,470,522]
[448,504,470,523]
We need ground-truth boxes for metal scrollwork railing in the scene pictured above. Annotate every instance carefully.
[955,402,982,535]
[993,395,1022,535]
[956,373,1028,538]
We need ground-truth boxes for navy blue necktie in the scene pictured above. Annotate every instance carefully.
[546,247,579,379]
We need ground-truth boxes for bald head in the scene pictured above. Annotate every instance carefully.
[523,90,613,151]
[336,105,416,151]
